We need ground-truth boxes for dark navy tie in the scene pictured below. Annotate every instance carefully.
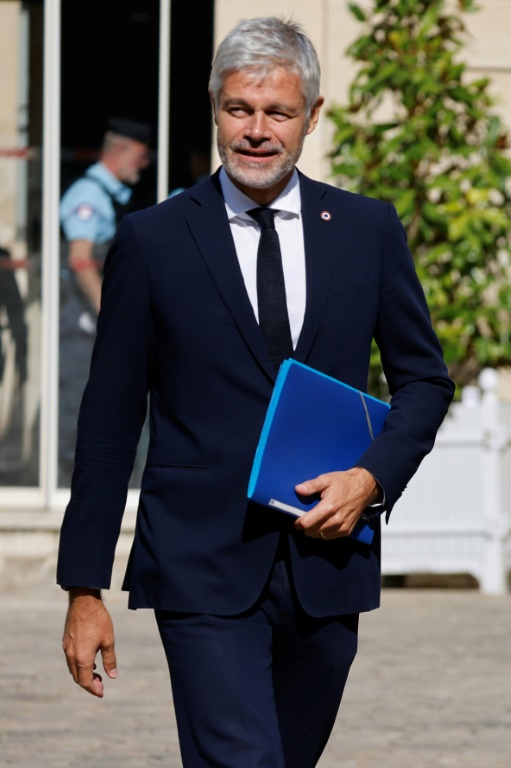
[248,207,293,371]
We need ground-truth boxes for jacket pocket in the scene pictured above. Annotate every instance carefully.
[145,463,211,471]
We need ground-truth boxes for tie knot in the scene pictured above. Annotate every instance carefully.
[247,207,278,230]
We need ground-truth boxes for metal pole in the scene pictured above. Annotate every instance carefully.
[40,0,61,507]
[157,0,171,203]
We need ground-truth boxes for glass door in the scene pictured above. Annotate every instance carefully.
[0,0,44,499]
[0,0,214,513]
[57,0,160,493]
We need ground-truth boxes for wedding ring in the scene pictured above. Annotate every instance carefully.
[320,531,327,540]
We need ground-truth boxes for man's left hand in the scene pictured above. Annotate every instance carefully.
[293,467,379,540]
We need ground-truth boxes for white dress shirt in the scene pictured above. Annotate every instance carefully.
[219,167,306,350]
[219,168,384,509]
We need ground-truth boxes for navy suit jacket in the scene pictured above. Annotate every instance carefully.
[57,170,454,616]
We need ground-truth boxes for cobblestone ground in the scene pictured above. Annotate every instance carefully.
[1,559,510,768]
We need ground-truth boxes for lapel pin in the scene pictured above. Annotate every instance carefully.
[320,211,332,221]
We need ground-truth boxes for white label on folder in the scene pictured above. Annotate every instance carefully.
[269,499,305,517]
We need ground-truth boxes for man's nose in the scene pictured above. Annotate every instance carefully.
[244,112,270,141]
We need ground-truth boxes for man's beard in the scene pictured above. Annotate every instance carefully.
[217,138,305,190]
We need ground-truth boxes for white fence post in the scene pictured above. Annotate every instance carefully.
[479,368,509,594]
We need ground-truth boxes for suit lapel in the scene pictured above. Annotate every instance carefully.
[186,172,276,380]
[185,171,338,378]
[294,173,337,362]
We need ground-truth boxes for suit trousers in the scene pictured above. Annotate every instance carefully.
[155,546,359,768]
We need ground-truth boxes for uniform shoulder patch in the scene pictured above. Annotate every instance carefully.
[74,203,96,221]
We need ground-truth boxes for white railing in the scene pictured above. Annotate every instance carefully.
[382,368,511,594]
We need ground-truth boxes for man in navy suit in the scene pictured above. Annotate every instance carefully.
[58,16,455,768]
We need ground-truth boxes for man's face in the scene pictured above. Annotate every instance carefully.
[212,67,323,205]
[116,139,150,185]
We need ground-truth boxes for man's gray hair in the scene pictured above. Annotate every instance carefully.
[209,16,321,116]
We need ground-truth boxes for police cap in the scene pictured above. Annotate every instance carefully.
[106,117,152,144]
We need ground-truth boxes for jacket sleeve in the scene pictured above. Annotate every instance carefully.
[56,215,154,588]
[356,204,455,515]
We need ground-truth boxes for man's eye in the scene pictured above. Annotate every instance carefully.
[229,107,249,117]
[269,112,289,121]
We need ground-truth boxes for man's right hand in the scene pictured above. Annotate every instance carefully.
[62,588,118,698]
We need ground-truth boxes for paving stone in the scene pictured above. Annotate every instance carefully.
[1,561,509,767]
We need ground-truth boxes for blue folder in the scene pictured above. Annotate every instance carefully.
[248,359,390,545]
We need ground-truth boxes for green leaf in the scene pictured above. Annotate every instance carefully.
[348,3,367,22]
[327,0,511,387]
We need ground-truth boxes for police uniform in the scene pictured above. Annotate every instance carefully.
[60,162,132,247]
[58,117,151,485]
[60,161,133,328]
[59,163,134,483]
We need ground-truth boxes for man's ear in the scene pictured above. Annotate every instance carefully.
[306,96,325,136]
[209,90,218,125]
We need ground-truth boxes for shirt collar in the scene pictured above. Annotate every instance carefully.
[86,162,132,202]
[219,167,301,221]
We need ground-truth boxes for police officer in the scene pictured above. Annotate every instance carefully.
[59,118,151,484]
